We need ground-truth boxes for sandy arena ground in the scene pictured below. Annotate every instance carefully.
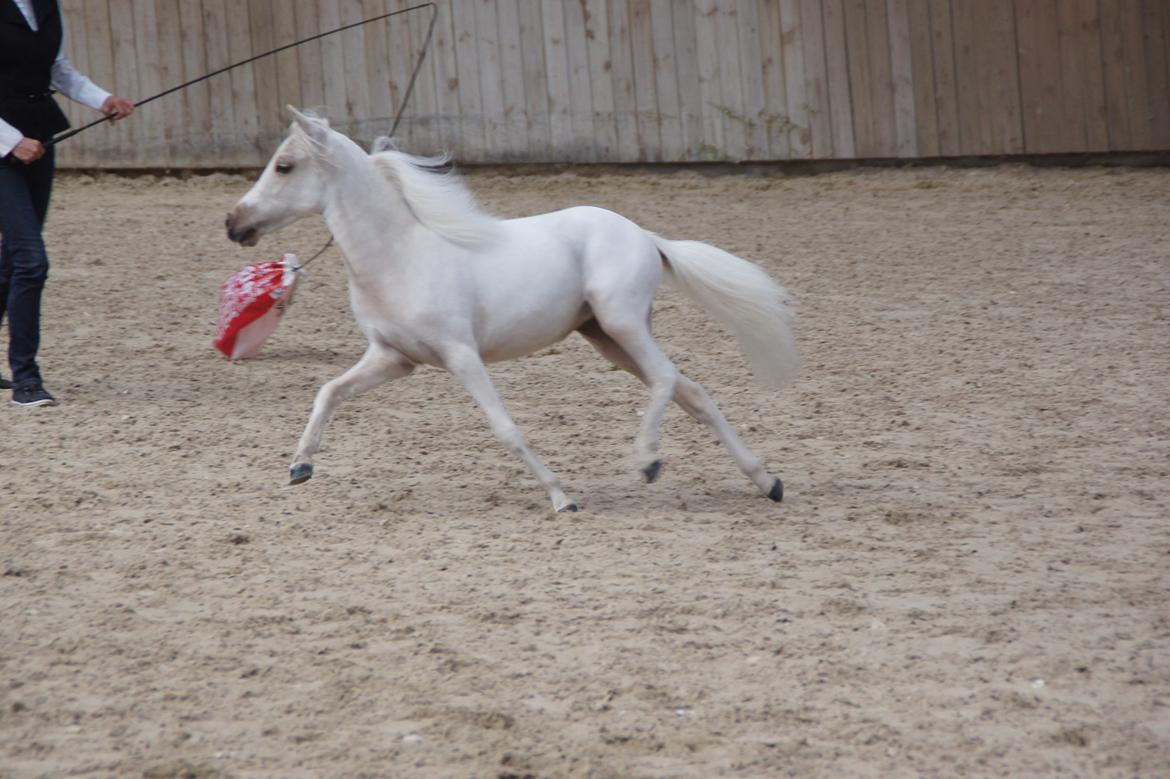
[1,162,1168,778]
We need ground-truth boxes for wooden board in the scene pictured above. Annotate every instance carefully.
[606,0,640,160]
[904,0,938,157]
[886,0,918,157]
[799,0,833,158]
[779,0,810,158]
[821,0,855,158]
[583,0,620,161]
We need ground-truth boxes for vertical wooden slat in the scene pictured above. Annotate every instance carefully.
[951,0,987,153]
[861,0,895,156]
[316,0,347,131]
[564,0,597,160]
[452,0,486,157]
[583,0,619,161]
[1056,0,1109,152]
[131,0,163,138]
[389,0,422,144]
[104,0,142,165]
[714,0,748,160]
[671,0,702,158]
[403,0,440,153]
[822,0,856,157]
[248,0,282,152]
[927,0,960,156]
[757,0,789,158]
[779,0,810,158]
[541,0,574,157]
[843,0,877,155]
[224,0,259,162]
[989,0,1024,153]
[799,0,834,158]
[1117,0,1154,149]
[735,0,768,159]
[338,1,372,139]
[176,0,212,165]
[886,0,918,157]
[1016,0,1064,153]
[1100,0,1132,150]
[474,0,509,155]
[516,1,551,159]
[359,0,393,137]
[629,0,662,161]
[693,0,725,158]
[429,2,461,153]
[153,0,185,165]
[606,0,640,160]
[650,1,683,160]
[496,0,530,158]
[905,0,938,156]
[293,3,324,113]
[1142,0,1170,148]
[271,0,302,118]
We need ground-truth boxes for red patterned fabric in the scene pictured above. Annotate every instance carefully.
[214,255,300,360]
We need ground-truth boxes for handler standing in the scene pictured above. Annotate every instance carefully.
[0,0,133,406]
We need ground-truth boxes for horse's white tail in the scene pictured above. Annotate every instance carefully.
[650,234,799,388]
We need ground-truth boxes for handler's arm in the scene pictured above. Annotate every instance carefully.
[50,24,133,119]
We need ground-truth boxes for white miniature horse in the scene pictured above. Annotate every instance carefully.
[226,107,799,512]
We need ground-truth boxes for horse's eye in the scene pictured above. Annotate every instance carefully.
[275,162,294,175]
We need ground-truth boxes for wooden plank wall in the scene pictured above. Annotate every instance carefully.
[53,0,1170,167]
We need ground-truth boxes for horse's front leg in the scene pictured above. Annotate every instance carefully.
[442,346,578,513]
[289,343,415,484]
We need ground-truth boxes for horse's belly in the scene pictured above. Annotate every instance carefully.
[477,301,592,363]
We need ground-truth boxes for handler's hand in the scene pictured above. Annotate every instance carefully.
[12,137,44,164]
[101,95,135,121]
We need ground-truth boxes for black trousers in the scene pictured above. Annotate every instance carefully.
[0,146,54,388]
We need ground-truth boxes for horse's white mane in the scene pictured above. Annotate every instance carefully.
[368,141,500,247]
[287,114,498,248]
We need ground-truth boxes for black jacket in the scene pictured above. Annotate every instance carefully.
[0,0,70,141]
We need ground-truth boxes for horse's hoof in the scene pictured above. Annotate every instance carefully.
[289,463,314,485]
[767,478,783,502]
[642,459,662,484]
[557,502,579,513]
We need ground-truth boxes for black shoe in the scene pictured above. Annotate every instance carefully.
[12,384,56,407]
[0,376,10,390]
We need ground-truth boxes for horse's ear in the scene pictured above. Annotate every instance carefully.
[287,105,328,142]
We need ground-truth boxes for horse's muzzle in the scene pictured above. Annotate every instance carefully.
[225,209,260,246]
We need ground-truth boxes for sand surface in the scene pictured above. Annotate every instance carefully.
[1,163,1168,778]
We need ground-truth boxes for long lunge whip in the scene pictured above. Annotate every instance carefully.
[48,1,438,147]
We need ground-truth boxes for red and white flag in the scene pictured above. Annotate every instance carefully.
[214,254,301,360]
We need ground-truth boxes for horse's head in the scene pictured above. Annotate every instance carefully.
[226,106,335,247]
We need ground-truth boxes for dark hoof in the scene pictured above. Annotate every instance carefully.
[289,463,314,485]
[642,459,662,484]
[557,502,579,513]
[767,478,783,502]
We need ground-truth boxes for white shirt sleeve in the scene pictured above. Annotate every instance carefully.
[51,51,111,111]
[0,121,22,158]
[51,23,111,111]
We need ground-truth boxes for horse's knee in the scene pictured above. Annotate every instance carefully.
[493,421,526,452]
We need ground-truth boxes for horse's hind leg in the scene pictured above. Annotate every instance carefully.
[577,315,678,483]
[441,345,577,513]
[289,343,415,484]
[578,321,784,501]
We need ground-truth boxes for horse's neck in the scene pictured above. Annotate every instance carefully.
[321,154,415,278]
